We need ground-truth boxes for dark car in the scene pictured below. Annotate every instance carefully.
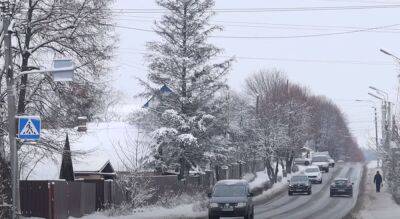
[330,178,353,197]
[208,180,254,219]
[288,175,312,196]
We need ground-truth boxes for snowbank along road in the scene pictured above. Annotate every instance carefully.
[252,162,363,219]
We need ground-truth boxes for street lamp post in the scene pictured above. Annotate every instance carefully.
[369,86,393,182]
[356,99,379,167]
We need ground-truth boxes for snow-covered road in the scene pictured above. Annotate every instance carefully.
[253,162,363,219]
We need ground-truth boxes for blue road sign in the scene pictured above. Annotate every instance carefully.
[17,116,41,141]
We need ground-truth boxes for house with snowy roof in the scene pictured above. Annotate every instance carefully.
[21,120,151,181]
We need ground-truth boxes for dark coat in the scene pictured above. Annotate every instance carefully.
[374,173,382,184]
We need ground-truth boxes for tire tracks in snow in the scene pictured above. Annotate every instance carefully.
[255,164,345,217]
[303,166,356,219]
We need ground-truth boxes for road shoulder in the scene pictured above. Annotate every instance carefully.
[350,162,400,219]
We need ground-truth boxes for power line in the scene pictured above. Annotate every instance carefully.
[113,23,400,39]
[118,48,392,66]
[212,23,400,39]
[113,17,400,33]
[110,4,400,13]
[221,56,392,66]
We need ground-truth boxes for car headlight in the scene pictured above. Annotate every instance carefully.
[210,203,218,208]
[237,202,247,207]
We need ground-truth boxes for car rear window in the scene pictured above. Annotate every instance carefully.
[334,180,348,185]
[305,168,320,173]
[213,185,247,197]
[312,156,328,162]
[291,175,308,182]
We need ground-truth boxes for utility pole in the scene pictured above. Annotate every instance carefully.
[374,107,379,167]
[2,1,19,218]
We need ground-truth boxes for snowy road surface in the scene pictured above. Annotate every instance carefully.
[252,162,363,219]
[203,162,363,219]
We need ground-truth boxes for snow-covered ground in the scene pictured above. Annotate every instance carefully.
[75,203,207,219]
[357,161,400,219]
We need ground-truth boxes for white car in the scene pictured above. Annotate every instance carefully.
[311,156,330,173]
[304,166,323,184]
[314,151,335,168]
[294,157,311,166]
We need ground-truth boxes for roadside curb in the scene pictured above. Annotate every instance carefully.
[343,163,367,219]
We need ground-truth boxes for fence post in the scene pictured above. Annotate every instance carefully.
[238,162,242,178]
[205,170,214,188]
[48,182,54,219]
[214,165,220,181]
[220,165,228,180]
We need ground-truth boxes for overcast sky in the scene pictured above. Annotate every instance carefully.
[111,0,400,149]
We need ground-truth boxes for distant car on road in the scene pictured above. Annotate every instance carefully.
[208,179,254,219]
[288,175,312,196]
[330,178,353,197]
[311,155,330,173]
[304,166,323,184]
[314,151,335,167]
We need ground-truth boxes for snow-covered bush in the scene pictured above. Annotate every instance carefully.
[106,174,154,216]
[155,192,207,212]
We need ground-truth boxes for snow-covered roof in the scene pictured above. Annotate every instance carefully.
[22,121,152,180]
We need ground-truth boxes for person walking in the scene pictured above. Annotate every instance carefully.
[373,171,383,192]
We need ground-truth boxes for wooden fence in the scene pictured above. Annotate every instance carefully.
[19,160,267,218]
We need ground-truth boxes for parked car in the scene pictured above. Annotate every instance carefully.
[288,175,312,196]
[314,151,335,167]
[208,180,254,219]
[311,155,330,173]
[304,166,323,184]
[294,157,311,166]
[330,178,353,197]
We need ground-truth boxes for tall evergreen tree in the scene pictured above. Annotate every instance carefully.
[59,134,74,181]
[142,0,233,178]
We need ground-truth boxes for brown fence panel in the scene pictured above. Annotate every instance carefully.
[103,180,112,207]
[20,181,50,218]
[110,181,124,206]
[81,182,96,215]
[52,181,69,219]
[21,180,97,219]
[84,179,105,210]
[67,182,81,217]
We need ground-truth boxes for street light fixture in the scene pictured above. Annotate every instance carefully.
[380,48,400,62]
[355,99,379,164]
[369,86,389,101]
[355,99,375,104]
[368,92,384,101]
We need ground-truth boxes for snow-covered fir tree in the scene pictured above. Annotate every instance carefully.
[140,0,233,178]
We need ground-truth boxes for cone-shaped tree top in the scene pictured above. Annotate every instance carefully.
[59,133,74,181]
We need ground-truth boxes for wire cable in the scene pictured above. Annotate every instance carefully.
[112,23,400,39]
[110,4,400,13]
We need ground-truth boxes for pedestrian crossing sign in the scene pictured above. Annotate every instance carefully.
[17,116,41,141]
